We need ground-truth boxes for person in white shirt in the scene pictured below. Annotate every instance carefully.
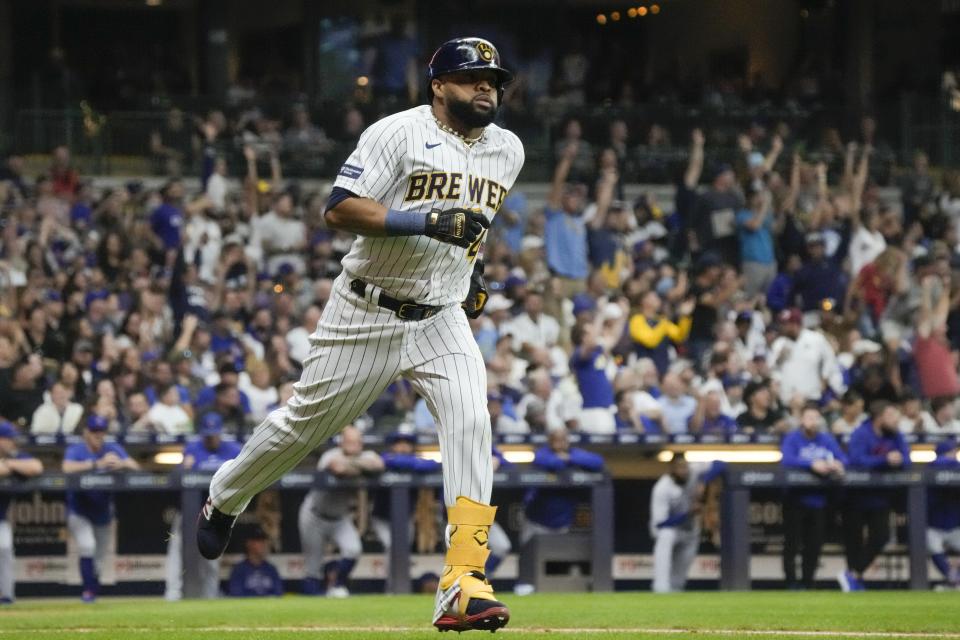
[657,373,697,434]
[929,397,960,434]
[286,305,322,365]
[31,382,84,435]
[253,192,307,275]
[769,308,843,405]
[505,291,567,376]
[183,201,223,285]
[144,385,193,435]
[898,392,938,434]
[516,368,579,432]
[239,362,279,424]
[846,145,885,277]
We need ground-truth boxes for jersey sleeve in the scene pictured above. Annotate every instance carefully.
[64,444,87,462]
[317,448,342,471]
[332,117,408,202]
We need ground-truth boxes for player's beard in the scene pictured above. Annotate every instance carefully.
[447,94,498,129]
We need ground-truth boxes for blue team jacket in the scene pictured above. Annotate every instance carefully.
[780,429,848,509]
[524,447,604,529]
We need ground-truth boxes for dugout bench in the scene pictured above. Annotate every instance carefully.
[0,468,614,597]
[719,466,960,591]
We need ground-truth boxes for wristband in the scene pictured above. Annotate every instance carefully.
[385,209,427,236]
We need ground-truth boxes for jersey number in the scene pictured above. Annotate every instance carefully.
[467,230,486,262]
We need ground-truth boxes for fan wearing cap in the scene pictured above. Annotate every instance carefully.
[769,308,843,406]
[927,439,960,588]
[839,400,910,592]
[0,421,43,604]
[164,413,242,601]
[299,425,384,598]
[62,415,139,602]
[227,525,283,597]
[780,403,847,590]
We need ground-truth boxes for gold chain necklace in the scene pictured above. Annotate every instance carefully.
[431,111,483,147]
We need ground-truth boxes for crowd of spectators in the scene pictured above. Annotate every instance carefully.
[1,105,960,468]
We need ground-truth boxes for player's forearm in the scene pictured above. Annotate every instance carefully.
[324,197,389,236]
[6,458,43,476]
[63,460,95,473]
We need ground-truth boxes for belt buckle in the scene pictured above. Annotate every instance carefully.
[397,303,418,321]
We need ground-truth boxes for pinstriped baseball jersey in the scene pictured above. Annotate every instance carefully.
[333,105,525,305]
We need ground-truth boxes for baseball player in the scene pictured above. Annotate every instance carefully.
[780,403,847,589]
[839,400,910,592]
[165,413,242,600]
[62,415,139,602]
[0,421,43,604]
[522,429,604,543]
[649,454,725,593]
[199,36,523,632]
[299,424,383,598]
[928,439,960,588]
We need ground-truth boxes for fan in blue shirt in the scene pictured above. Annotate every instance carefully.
[927,439,960,587]
[780,404,848,589]
[62,416,139,602]
[228,525,283,597]
[839,401,910,592]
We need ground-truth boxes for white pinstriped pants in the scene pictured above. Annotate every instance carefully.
[210,274,493,515]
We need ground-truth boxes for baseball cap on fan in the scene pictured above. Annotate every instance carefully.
[777,308,802,325]
[0,420,18,439]
[198,413,224,437]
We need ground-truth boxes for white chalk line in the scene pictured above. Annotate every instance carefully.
[0,627,956,638]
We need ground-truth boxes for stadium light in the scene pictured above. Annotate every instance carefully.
[596,14,607,25]
[657,449,783,463]
[154,451,184,465]
[909,449,936,464]
[417,449,535,464]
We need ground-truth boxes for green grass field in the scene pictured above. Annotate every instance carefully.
[1,592,957,639]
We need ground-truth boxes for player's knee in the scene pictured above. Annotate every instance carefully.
[340,538,362,559]
[76,540,97,557]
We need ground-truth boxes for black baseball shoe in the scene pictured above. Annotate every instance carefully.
[196,498,236,560]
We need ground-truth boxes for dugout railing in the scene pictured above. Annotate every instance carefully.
[719,465,960,591]
[0,467,614,597]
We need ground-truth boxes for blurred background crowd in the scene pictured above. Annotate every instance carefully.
[1,0,960,456]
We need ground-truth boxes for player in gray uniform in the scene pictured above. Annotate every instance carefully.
[649,454,725,593]
[298,425,383,598]
[198,37,523,632]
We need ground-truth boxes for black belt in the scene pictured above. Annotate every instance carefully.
[349,279,441,321]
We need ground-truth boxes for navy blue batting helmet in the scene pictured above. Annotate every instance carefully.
[427,37,513,86]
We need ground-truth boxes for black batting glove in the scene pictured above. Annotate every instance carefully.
[462,260,489,319]
[425,207,489,248]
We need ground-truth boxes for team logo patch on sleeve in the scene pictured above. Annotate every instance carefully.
[338,164,364,179]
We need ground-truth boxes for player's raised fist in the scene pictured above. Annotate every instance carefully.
[425,207,489,248]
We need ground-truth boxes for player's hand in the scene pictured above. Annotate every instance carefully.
[811,459,831,475]
[887,450,904,467]
[462,260,488,319]
[424,207,489,249]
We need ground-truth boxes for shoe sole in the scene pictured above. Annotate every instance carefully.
[434,606,510,633]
